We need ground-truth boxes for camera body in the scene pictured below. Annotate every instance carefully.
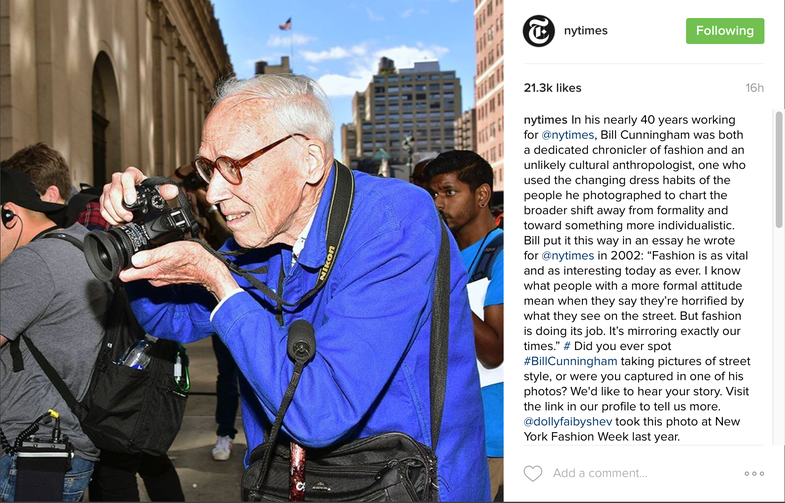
[84,183,200,282]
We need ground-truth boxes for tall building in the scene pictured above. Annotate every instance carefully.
[455,108,477,151]
[255,56,291,75]
[0,0,232,186]
[341,58,461,178]
[474,0,504,191]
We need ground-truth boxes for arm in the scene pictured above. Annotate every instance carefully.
[212,224,439,447]
[474,303,504,368]
[122,240,239,343]
[474,247,504,369]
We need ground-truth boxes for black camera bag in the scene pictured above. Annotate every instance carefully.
[9,232,187,456]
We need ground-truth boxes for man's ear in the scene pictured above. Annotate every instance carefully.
[476,183,492,208]
[304,139,328,184]
[41,185,62,203]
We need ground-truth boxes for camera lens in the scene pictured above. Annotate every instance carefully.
[84,228,134,281]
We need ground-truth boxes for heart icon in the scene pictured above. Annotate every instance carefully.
[524,465,543,482]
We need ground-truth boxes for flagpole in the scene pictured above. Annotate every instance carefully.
[290,18,294,72]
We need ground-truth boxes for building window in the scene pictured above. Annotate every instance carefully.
[429,74,440,80]
[402,75,413,82]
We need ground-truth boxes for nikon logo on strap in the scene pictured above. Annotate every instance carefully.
[320,245,337,281]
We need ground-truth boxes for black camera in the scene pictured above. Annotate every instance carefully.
[84,181,200,282]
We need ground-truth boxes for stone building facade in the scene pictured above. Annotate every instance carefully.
[474,0,503,191]
[0,0,232,187]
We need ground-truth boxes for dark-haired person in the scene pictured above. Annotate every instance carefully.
[425,150,505,500]
[3,142,109,230]
[1,169,110,501]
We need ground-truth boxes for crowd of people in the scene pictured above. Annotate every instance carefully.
[1,73,503,502]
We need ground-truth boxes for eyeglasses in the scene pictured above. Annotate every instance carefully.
[193,133,307,185]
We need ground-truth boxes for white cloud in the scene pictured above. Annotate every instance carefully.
[301,45,367,63]
[302,47,351,63]
[401,9,415,19]
[372,45,449,70]
[317,74,370,97]
[267,33,316,47]
[366,7,384,21]
[316,43,451,99]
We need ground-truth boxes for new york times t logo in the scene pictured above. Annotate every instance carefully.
[524,15,555,47]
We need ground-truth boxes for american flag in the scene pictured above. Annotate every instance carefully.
[279,17,292,30]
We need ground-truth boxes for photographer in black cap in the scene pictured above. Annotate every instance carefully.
[1,169,110,500]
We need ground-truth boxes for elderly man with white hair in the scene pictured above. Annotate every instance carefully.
[100,74,489,502]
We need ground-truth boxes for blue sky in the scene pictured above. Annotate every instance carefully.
[212,0,476,160]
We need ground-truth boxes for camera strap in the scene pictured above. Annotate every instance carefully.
[194,161,355,309]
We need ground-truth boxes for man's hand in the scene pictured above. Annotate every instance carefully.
[100,167,180,225]
[119,241,239,301]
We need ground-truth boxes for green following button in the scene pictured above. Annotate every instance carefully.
[686,18,764,44]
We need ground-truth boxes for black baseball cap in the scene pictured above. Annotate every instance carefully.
[1,168,67,214]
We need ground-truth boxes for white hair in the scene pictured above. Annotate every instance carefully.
[215,74,334,157]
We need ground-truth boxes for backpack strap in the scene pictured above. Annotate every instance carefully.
[469,232,503,283]
[20,335,81,412]
[19,232,100,413]
[10,233,86,374]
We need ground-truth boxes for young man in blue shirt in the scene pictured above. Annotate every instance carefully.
[99,75,489,502]
[426,150,504,500]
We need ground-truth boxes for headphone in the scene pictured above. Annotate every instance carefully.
[2,205,16,229]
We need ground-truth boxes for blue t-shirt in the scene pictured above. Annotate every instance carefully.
[128,167,490,502]
[460,228,504,458]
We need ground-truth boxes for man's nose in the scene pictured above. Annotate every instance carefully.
[206,171,231,205]
[433,195,445,211]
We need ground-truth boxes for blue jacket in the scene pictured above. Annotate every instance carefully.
[128,168,490,502]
